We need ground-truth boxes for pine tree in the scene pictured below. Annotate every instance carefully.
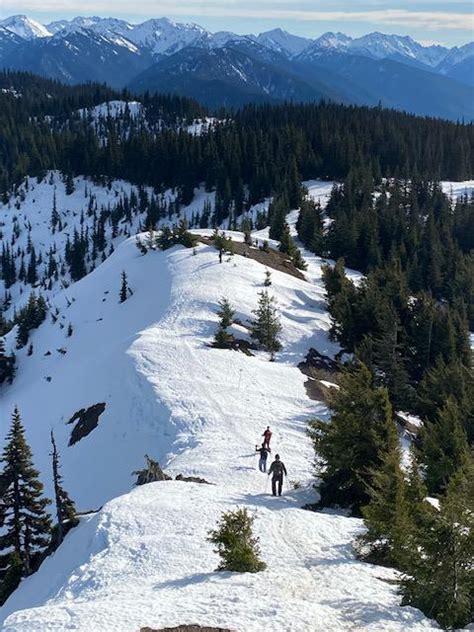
[421,398,469,495]
[308,363,397,515]
[357,444,412,570]
[217,298,235,329]
[208,508,266,573]
[400,456,474,629]
[50,432,77,548]
[213,298,235,349]
[119,270,129,304]
[0,337,15,385]
[250,290,282,360]
[0,408,51,600]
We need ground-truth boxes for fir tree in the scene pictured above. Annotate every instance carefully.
[217,298,235,329]
[208,508,266,573]
[421,398,470,495]
[250,290,282,360]
[50,432,77,548]
[0,337,15,385]
[308,363,398,515]
[400,456,474,629]
[213,298,235,349]
[357,444,412,570]
[119,270,129,304]
[0,408,51,600]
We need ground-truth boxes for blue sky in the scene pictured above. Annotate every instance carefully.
[2,1,473,46]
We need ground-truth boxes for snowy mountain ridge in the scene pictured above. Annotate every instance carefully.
[0,172,472,630]
[1,14,471,64]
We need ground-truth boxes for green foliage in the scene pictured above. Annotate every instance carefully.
[250,290,282,359]
[119,270,129,304]
[15,293,47,349]
[213,298,235,349]
[208,508,266,573]
[0,408,52,598]
[296,198,323,254]
[50,432,77,549]
[217,298,235,329]
[421,398,470,495]
[308,363,398,515]
[157,222,198,251]
[400,456,474,629]
[356,449,431,572]
[0,337,15,385]
[0,552,22,605]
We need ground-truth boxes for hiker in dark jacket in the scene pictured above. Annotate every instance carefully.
[255,443,271,472]
[268,454,287,496]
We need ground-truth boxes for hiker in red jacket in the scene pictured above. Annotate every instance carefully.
[262,426,272,450]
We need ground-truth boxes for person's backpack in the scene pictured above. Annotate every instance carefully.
[272,461,285,476]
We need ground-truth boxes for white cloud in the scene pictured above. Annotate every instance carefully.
[1,2,473,32]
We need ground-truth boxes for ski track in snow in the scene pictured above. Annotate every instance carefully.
[1,178,467,630]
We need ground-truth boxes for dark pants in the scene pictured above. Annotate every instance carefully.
[272,475,283,496]
[259,458,267,473]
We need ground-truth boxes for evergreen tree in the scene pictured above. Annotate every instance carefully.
[421,398,470,495]
[0,337,15,385]
[216,298,235,329]
[50,432,77,548]
[357,445,412,570]
[400,456,474,629]
[308,363,398,515]
[208,508,266,573]
[250,290,282,360]
[0,408,51,601]
[213,298,235,349]
[119,270,129,304]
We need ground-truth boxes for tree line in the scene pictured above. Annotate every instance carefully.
[1,72,473,202]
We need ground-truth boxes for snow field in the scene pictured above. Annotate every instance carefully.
[1,177,467,630]
[0,483,436,631]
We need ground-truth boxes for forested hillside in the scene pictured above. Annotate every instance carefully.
[1,72,473,197]
[0,71,472,630]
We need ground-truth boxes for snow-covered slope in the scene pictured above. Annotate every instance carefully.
[126,17,207,57]
[0,15,51,40]
[251,28,313,58]
[0,185,437,629]
[2,177,469,630]
[305,31,448,67]
[0,482,435,631]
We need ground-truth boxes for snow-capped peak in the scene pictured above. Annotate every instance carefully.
[47,16,133,37]
[312,32,352,50]
[0,14,51,40]
[123,17,207,56]
[252,28,313,57]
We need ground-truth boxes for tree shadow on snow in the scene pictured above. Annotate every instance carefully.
[153,571,228,591]
[319,598,425,627]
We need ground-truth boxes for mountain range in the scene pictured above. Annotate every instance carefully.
[0,14,473,119]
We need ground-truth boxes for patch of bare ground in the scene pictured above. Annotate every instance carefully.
[199,236,305,281]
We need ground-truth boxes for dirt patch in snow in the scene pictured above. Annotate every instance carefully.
[298,348,339,378]
[199,237,305,281]
[67,403,106,446]
[298,349,340,402]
